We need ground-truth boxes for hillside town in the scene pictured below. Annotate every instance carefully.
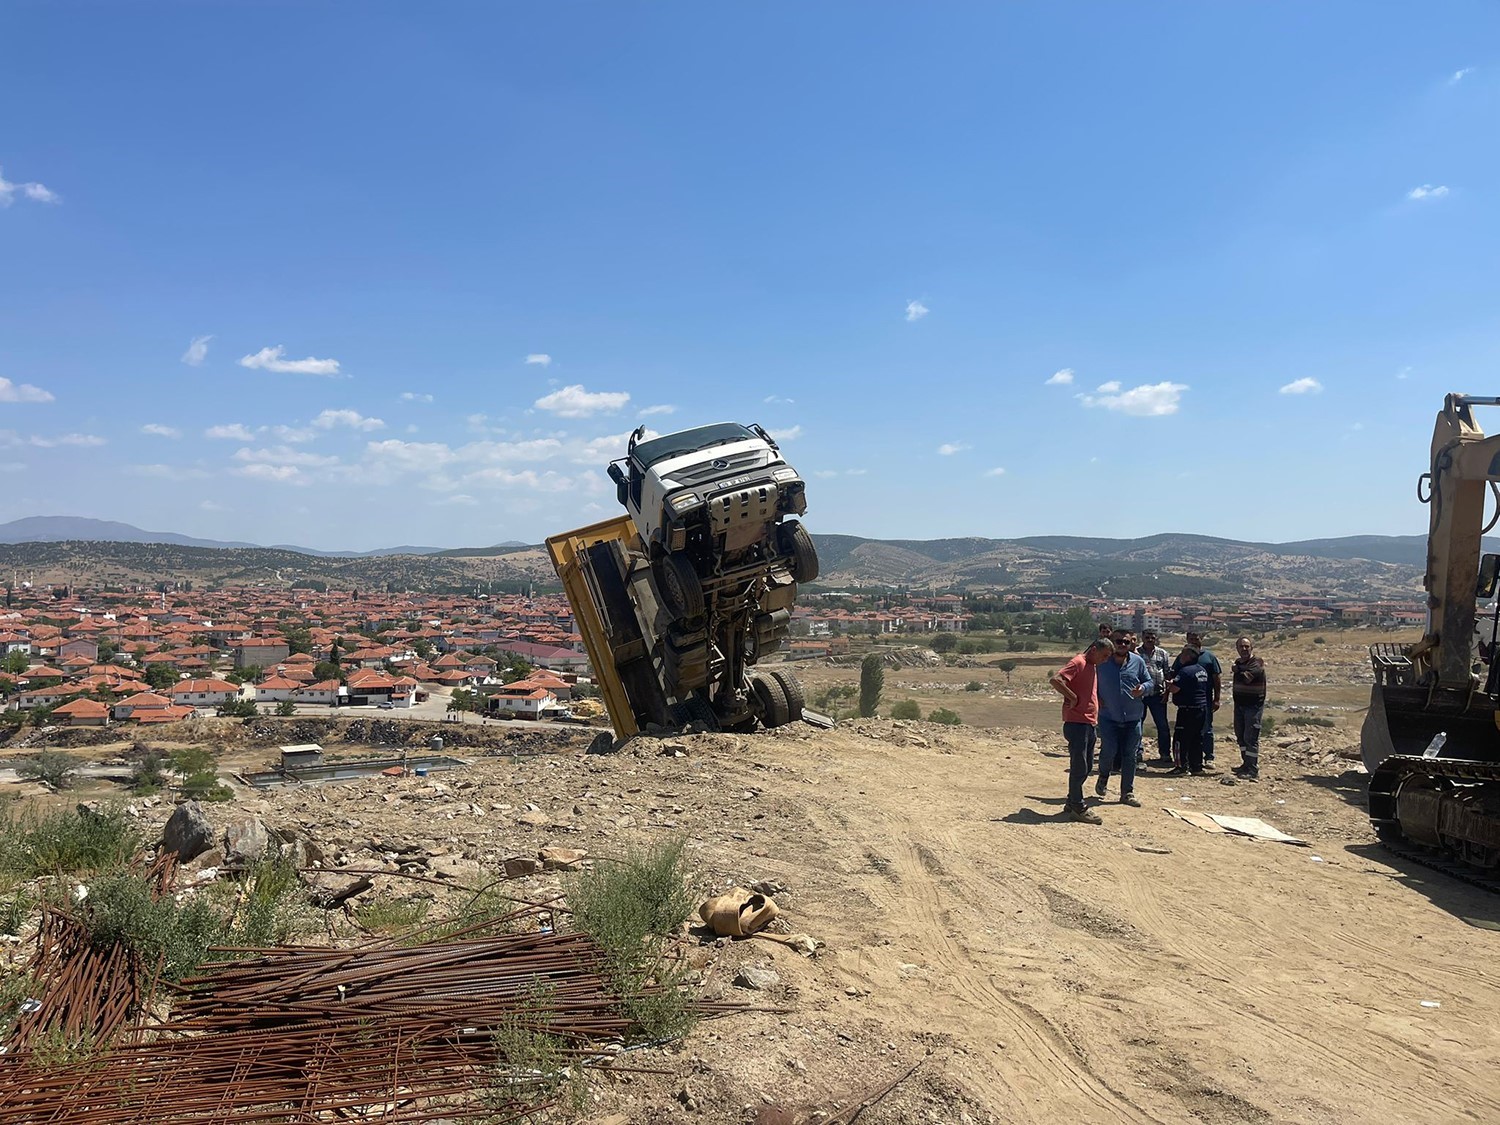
[0,577,1426,729]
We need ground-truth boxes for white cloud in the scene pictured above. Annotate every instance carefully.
[984,467,1007,477]
[768,425,802,442]
[1449,67,1475,86]
[763,394,795,405]
[267,424,316,443]
[312,408,384,432]
[141,423,181,438]
[638,404,676,416]
[233,446,340,468]
[1096,380,1122,394]
[0,167,59,207]
[847,468,868,476]
[400,391,434,403]
[232,463,308,485]
[1280,377,1323,395]
[534,384,630,418]
[181,335,213,366]
[937,442,969,456]
[205,423,255,441]
[1408,184,1450,201]
[199,499,226,512]
[238,345,342,377]
[16,432,105,448]
[1396,366,1412,380]
[1045,369,1074,386]
[525,354,553,367]
[436,493,478,506]
[1078,381,1188,417]
[904,300,929,322]
[0,377,54,403]
[129,463,204,479]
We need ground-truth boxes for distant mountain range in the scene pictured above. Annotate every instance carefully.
[0,516,524,558]
[0,515,1454,600]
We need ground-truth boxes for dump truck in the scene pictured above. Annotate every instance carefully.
[1363,393,1500,880]
[547,421,823,740]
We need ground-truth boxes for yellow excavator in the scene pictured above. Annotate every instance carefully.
[1364,393,1500,878]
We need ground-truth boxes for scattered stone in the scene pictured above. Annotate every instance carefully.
[660,742,689,757]
[676,1085,699,1111]
[503,855,543,878]
[516,810,551,828]
[161,801,216,862]
[539,845,588,871]
[306,872,374,908]
[734,966,781,991]
[224,816,271,867]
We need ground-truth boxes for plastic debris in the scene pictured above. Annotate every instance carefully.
[1421,1000,1441,1009]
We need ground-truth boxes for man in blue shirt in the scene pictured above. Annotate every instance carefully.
[1094,630,1153,806]
[1172,630,1223,766]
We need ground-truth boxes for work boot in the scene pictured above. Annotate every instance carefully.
[1094,777,1108,798]
[1121,793,1142,807]
[1065,805,1103,825]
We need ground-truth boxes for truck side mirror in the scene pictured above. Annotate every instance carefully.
[607,462,628,507]
[1479,553,1500,599]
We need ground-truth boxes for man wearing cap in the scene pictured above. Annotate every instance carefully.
[1167,644,1211,775]
[1049,637,1115,824]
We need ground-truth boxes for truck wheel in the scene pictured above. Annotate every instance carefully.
[768,669,805,722]
[781,520,819,583]
[751,673,792,729]
[654,552,704,620]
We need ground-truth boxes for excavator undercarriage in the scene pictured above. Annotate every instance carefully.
[1363,394,1500,883]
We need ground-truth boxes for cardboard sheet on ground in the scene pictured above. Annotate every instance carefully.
[1165,808,1307,846]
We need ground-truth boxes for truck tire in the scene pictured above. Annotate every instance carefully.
[781,520,819,584]
[768,669,805,722]
[751,673,792,729]
[654,552,704,621]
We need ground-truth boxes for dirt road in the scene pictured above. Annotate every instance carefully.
[600,720,1500,1124]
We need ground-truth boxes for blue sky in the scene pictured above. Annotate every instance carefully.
[2,3,1497,550]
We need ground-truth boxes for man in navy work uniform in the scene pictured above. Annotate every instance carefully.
[1173,630,1222,766]
[1167,644,1212,775]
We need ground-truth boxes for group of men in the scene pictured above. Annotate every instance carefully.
[1049,626,1268,824]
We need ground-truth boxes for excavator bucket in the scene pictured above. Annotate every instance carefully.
[1361,681,1500,772]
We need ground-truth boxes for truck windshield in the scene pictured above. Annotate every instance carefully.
[631,423,756,469]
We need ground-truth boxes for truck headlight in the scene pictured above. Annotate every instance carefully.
[771,467,798,482]
[669,492,701,512]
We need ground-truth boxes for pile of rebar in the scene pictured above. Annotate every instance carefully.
[3,904,156,1055]
[0,919,675,1123]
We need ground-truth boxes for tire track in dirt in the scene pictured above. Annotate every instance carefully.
[804,791,1159,1123]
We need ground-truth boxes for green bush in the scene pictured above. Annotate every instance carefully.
[82,872,226,981]
[889,699,922,720]
[927,708,962,726]
[130,751,169,795]
[964,681,983,692]
[1312,636,1326,645]
[274,699,297,716]
[0,803,140,883]
[17,750,77,790]
[565,838,698,1041]
[1285,714,1335,728]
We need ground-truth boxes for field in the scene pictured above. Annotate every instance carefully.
[9,626,1500,1123]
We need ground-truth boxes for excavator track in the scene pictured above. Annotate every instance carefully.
[1369,755,1500,892]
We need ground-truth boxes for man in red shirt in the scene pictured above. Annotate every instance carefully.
[1049,638,1116,824]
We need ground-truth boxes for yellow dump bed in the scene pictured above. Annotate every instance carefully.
[545,515,642,739]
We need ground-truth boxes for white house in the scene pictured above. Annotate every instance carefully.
[168,678,242,708]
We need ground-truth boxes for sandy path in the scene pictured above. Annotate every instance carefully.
[705,721,1500,1124]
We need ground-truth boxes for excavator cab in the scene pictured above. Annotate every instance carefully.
[1363,395,1500,873]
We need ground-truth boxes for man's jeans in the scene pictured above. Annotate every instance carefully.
[1204,711,1216,762]
[1144,695,1171,758]
[1097,718,1140,797]
[1063,721,1096,810]
[1234,698,1264,772]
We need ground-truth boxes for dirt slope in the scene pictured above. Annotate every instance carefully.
[580,720,1500,1124]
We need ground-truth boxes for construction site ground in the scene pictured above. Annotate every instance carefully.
[5,631,1499,1123]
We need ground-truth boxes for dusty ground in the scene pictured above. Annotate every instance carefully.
[8,629,1499,1123]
